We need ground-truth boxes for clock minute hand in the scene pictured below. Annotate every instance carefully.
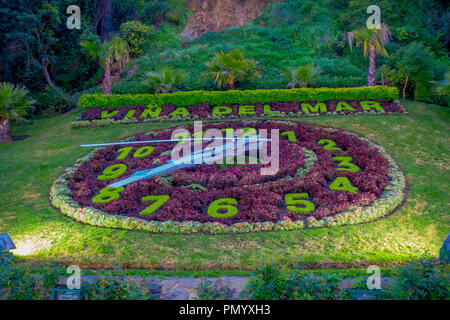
[108,135,265,188]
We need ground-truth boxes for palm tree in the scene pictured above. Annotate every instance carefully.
[204,49,260,90]
[143,67,186,93]
[282,63,323,88]
[81,37,129,94]
[347,24,391,86]
[0,83,35,143]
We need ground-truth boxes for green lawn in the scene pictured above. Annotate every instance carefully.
[0,100,448,273]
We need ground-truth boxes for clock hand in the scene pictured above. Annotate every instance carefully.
[108,135,266,188]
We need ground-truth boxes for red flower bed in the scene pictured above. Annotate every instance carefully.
[68,121,390,225]
[79,100,406,123]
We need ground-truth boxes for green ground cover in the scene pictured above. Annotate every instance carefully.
[0,100,448,272]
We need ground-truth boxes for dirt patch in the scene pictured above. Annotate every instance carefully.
[181,0,280,39]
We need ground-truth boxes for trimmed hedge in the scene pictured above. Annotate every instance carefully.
[78,86,400,109]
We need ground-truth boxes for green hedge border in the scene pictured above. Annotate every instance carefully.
[50,123,406,234]
[78,86,399,109]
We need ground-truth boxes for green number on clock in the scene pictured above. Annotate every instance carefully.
[241,128,257,137]
[174,132,189,144]
[207,198,238,218]
[133,146,155,159]
[116,147,133,160]
[329,177,358,194]
[92,186,124,204]
[140,195,170,216]
[333,156,360,173]
[281,131,297,142]
[318,139,342,150]
[285,193,315,214]
[97,164,127,181]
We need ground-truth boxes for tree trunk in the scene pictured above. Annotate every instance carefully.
[96,0,113,43]
[102,58,112,94]
[403,75,409,99]
[0,118,12,143]
[367,45,376,87]
[42,58,54,87]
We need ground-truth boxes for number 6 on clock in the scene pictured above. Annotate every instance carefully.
[285,193,315,214]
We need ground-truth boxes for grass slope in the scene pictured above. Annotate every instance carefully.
[0,100,448,272]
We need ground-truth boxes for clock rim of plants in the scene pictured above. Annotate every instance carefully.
[50,120,407,234]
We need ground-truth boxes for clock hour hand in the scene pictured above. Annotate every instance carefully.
[108,135,266,188]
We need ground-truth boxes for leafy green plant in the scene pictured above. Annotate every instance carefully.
[387,42,443,100]
[242,262,291,300]
[282,63,323,88]
[196,280,232,300]
[81,276,155,300]
[35,85,76,115]
[0,82,35,143]
[143,67,186,93]
[204,49,260,90]
[120,20,153,57]
[386,259,449,300]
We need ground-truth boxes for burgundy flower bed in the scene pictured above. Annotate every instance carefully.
[67,121,392,226]
[78,100,407,124]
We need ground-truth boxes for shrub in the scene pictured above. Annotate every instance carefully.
[386,259,449,300]
[78,86,399,109]
[0,261,59,300]
[143,67,186,93]
[204,49,261,90]
[120,21,153,57]
[35,85,76,115]
[282,63,323,88]
[243,262,291,300]
[387,42,443,101]
[81,276,155,300]
[196,280,233,300]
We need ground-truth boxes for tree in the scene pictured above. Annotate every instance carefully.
[143,67,186,93]
[387,42,442,100]
[96,0,113,42]
[0,83,35,143]
[204,49,260,90]
[281,63,323,88]
[347,24,391,86]
[25,1,62,87]
[81,37,130,94]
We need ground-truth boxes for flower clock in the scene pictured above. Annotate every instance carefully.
[50,120,406,234]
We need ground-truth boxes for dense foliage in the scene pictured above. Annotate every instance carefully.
[0,0,448,117]
[243,259,449,300]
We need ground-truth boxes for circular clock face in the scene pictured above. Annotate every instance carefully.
[52,120,406,233]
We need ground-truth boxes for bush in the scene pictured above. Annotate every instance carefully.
[196,280,233,300]
[243,262,291,300]
[78,86,399,109]
[0,260,60,300]
[204,49,260,90]
[81,276,155,300]
[120,21,153,57]
[243,262,349,300]
[386,259,449,300]
[35,86,76,115]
